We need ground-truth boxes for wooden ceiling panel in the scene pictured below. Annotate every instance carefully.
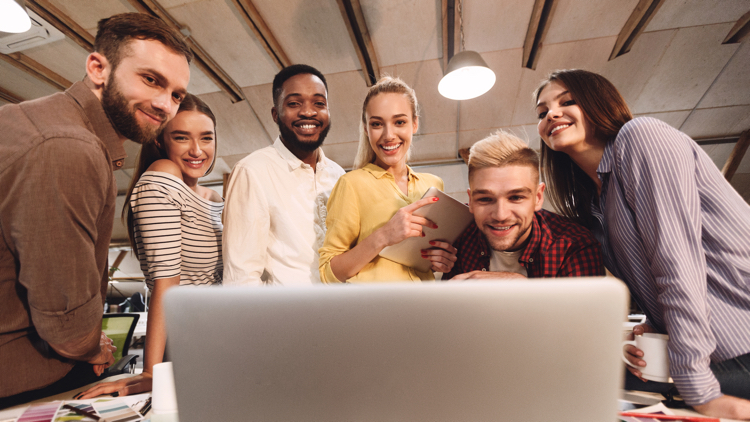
[633,23,739,113]
[410,132,459,163]
[600,29,675,108]
[457,123,540,152]
[165,0,279,87]
[645,0,749,31]
[21,38,90,84]
[729,173,750,203]
[198,90,272,156]
[252,0,361,74]
[325,70,370,144]
[458,48,524,132]
[696,41,750,109]
[416,162,468,199]
[0,60,60,101]
[385,59,458,136]
[241,83,277,142]
[462,0,535,53]
[46,0,137,34]
[187,62,222,95]
[359,0,442,67]
[633,110,691,130]
[509,36,615,126]
[544,0,640,44]
[680,105,750,139]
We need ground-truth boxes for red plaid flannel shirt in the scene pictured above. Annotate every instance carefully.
[443,209,604,279]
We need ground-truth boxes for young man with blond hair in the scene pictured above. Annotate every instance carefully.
[444,131,604,280]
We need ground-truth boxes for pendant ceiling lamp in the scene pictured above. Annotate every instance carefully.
[0,0,31,34]
[438,0,495,100]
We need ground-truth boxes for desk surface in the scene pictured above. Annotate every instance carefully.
[0,374,150,421]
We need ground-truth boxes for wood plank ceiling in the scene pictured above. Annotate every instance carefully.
[2,0,749,216]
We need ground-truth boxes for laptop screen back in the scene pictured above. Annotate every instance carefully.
[164,278,627,422]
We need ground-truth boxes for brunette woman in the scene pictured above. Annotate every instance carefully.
[535,69,750,419]
[79,93,223,398]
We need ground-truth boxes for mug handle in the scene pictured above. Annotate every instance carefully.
[621,340,639,368]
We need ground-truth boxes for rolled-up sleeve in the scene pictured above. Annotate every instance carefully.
[616,119,720,405]
[319,177,361,283]
[7,137,111,348]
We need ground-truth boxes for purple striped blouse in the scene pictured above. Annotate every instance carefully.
[591,117,750,406]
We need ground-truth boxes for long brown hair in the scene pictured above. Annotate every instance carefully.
[123,93,217,252]
[534,69,633,227]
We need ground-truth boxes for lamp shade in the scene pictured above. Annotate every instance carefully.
[0,0,31,34]
[438,50,496,100]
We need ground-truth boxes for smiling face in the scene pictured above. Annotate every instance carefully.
[272,73,331,153]
[160,110,216,185]
[365,93,418,172]
[468,165,544,252]
[101,39,190,144]
[536,81,597,155]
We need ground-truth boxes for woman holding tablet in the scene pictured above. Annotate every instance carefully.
[78,94,224,398]
[534,69,750,419]
[319,77,457,283]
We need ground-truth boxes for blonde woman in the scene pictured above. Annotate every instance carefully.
[319,77,456,283]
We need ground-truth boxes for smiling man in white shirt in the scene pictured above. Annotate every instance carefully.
[222,64,345,285]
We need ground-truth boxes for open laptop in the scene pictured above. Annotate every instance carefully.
[164,278,627,422]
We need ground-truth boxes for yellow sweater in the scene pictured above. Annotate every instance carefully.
[319,163,444,283]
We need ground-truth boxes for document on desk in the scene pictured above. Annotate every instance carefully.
[15,401,62,422]
[91,399,144,422]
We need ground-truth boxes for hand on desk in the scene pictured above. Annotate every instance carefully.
[693,395,750,420]
[89,331,117,376]
[623,323,657,381]
[76,372,153,400]
[421,240,457,273]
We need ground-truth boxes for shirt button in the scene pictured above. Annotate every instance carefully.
[114,160,123,168]
[481,268,486,271]
[480,251,485,256]
[528,258,533,262]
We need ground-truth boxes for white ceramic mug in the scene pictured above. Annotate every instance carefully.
[622,333,672,383]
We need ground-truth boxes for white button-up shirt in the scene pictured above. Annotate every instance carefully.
[222,137,345,285]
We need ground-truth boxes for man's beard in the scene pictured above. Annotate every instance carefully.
[277,119,331,152]
[101,75,167,144]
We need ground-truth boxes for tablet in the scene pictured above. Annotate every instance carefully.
[379,187,473,272]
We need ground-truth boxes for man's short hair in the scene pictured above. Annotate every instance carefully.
[272,64,328,108]
[94,13,193,71]
[468,130,540,180]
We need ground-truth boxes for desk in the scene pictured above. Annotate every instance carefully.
[0,374,150,421]
[622,390,745,422]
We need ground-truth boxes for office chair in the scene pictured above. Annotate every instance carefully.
[101,313,141,375]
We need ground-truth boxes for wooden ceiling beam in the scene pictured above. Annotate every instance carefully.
[336,0,380,86]
[127,0,247,103]
[25,0,94,52]
[722,130,750,183]
[609,0,665,60]
[0,86,23,104]
[722,10,750,44]
[522,0,556,70]
[0,53,72,91]
[441,0,461,71]
[230,0,290,70]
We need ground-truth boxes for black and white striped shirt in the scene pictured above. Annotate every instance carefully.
[131,171,224,290]
[592,117,750,406]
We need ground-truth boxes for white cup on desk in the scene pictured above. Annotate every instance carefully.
[152,362,179,422]
[622,333,673,383]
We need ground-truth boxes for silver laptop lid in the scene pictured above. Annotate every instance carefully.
[164,278,627,422]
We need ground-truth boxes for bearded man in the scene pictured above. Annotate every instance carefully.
[223,64,345,285]
[0,13,191,407]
